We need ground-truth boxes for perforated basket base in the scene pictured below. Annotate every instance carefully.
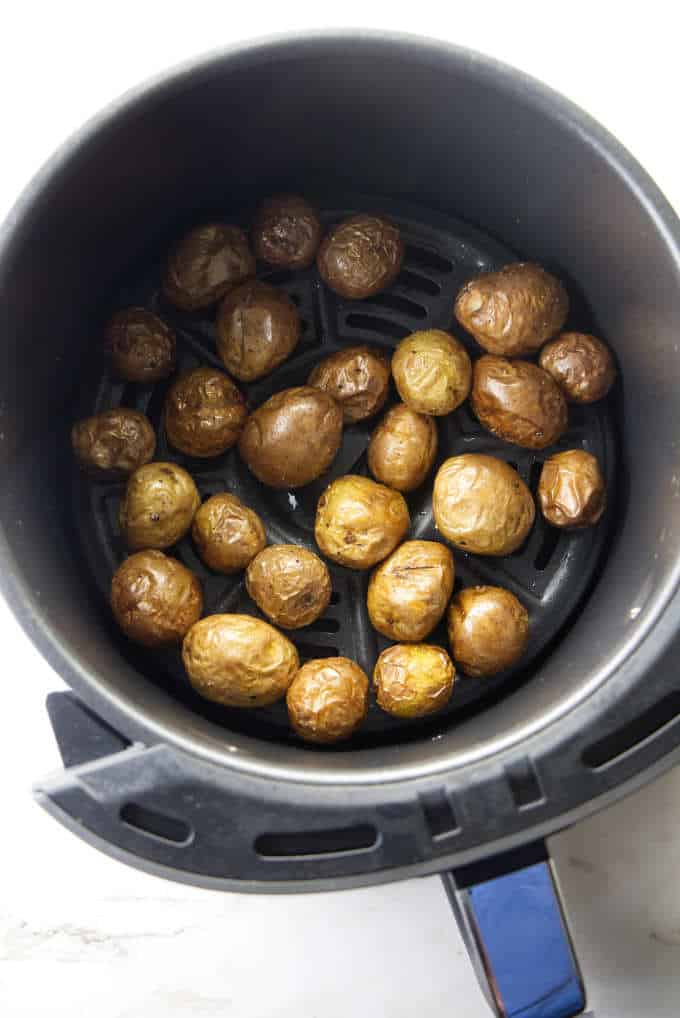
[73,194,616,750]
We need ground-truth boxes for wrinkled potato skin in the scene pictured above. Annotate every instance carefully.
[182,614,299,708]
[164,367,247,457]
[308,346,391,423]
[454,262,568,356]
[392,330,472,415]
[315,475,410,569]
[110,550,202,647]
[373,644,455,719]
[72,409,156,478]
[447,586,529,677]
[367,540,454,642]
[105,308,176,382]
[367,403,437,492]
[216,281,301,382]
[192,494,266,573]
[119,462,200,550]
[539,332,616,404]
[317,215,404,299]
[163,224,255,310]
[471,355,568,449]
[252,195,322,269]
[246,545,331,629]
[238,386,343,488]
[433,454,535,556]
[538,449,606,528]
[286,657,368,743]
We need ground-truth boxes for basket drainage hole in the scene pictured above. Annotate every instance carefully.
[582,690,680,769]
[255,824,377,860]
[529,460,544,492]
[421,791,459,841]
[363,293,428,319]
[534,527,560,572]
[405,244,454,274]
[295,642,340,660]
[120,802,193,845]
[345,313,409,340]
[303,617,341,634]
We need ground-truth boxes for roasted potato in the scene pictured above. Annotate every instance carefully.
[433,454,535,555]
[315,474,410,569]
[182,614,299,707]
[392,330,471,415]
[164,367,247,458]
[539,332,616,403]
[119,462,200,550]
[252,194,322,269]
[163,223,255,310]
[192,494,266,573]
[454,262,568,356]
[105,308,176,383]
[308,345,391,423]
[246,545,331,629]
[72,409,156,478]
[317,215,404,299]
[538,449,606,528]
[367,540,454,642]
[367,403,437,492]
[110,550,202,647]
[238,386,343,488]
[286,657,369,743]
[447,586,529,677]
[373,644,455,719]
[471,355,568,449]
[216,280,301,382]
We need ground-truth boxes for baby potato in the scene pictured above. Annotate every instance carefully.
[105,308,176,382]
[373,644,455,719]
[119,462,200,550]
[367,403,437,492]
[164,367,247,457]
[471,355,568,449]
[163,223,255,310]
[110,550,203,648]
[252,194,323,269]
[192,493,266,573]
[317,214,404,299]
[315,474,410,569]
[392,329,471,415]
[447,586,529,677]
[72,409,156,478]
[286,657,369,743]
[367,540,454,642]
[308,345,391,423]
[539,332,616,404]
[538,449,606,528]
[246,545,331,629]
[216,280,301,382]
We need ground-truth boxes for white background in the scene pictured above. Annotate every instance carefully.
[1,3,679,1016]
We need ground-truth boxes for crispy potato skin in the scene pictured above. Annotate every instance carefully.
[308,346,391,423]
[164,367,247,457]
[447,585,529,677]
[246,545,331,629]
[192,494,266,573]
[392,330,472,415]
[539,332,616,403]
[182,614,299,707]
[105,308,176,382]
[454,262,568,356]
[367,403,437,492]
[538,449,606,528]
[286,657,368,743]
[252,195,322,269]
[72,409,156,478]
[317,215,404,299]
[315,474,410,569]
[471,355,568,449]
[110,550,203,647]
[216,280,301,382]
[367,540,454,642]
[163,223,255,310]
[119,462,200,550]
[373,644,455,718]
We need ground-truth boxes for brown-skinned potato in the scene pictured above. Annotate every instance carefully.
[216,280,301,382]
[72,409,156,478]
[392,329,471,415]
[110,550,203,647]
[373,644,455,718]
[308,346,391,423]
[367,540,454,642]
[286,657,369,743]
[252,194,323,269]
[367,403,438,492]
[471,355,568,449]
[119,462,200,550]
[539,332,616,403]
[192,494,266,573]
[315,474,410,569]
[538,449,606,528]
[105,308,176,382]
[246,545,331,629]
[163,223,255,310]
[164,367,247,457]
[447,586,529,677]
[317,215,404,299]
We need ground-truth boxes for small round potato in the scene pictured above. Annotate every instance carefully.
[72,409,156,478]
[252,194,323,269]
[110,550,203,648]
[182,614,299,708]
[105,308,176,382]
[539,332,616,404]
[454,262,569,356]
[192,494,266,573]
[163,223,255,310]
[216,280,301,382]
[373,644,455,719]
[367,540,454,642]
[367,403,437,492]
[286,657,369,743]
[447,586,529,677]
[392,330,471,415]
[317,215,404,299]
[538,449,606,528]
[308,346,391,424]
[246,545,331,629]
[315,474,410,569]
[119,462,200,550]
[238,386,343,489]
[164,367,247,458]
[433,454,535,556]
[471,355,568,449]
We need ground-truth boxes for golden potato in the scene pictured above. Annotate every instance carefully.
[392,330,471,415]
[367,403,437,492]
[246,545,331,629]
[286,657,369,743]
[72,409,156,478]
[373,644,455,719]
[308,346,391,423]
[164,367,247,457]
[105,308,176,383]
[110,550,202,648]
[447,586,529,677]
[192,494,266,573]
[315,474,410,569]
[216,280,301,382]
[471,355,568,449]
[163,223,255,310]
[252,194,323,269]
[119,462,200,550]
[539,332,616,404]
[367,540,454,642]
[317,214,404,299]
[538,449,606,528]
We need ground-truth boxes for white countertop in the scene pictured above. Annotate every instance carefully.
[2,5,679,1016]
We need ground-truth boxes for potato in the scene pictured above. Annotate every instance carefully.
[454,262,568,356]
[163,223,255,310]
[471,355,568,449]
[447,586,529,677]
[238,386,343,489]
[246,545,331,629]
[164,367,247,457]
[286,657,368,743]
[367,540,454,642]
[308,346,391,423]
[538,449,606,528]
[317,215,404,299]
[315,474,410,569]
[392,330,471,415]
[182,614,299,708]
[367,403,437,492]
[373,644,455,719]
[433,454,534,556]
[216,280,301,382]
[110,550,202,648]
[72,409,156,478]
[252,194,322,269]
[119,462,200,550]
[539,332,616,403]
[192,494,266,573]
[105,308,176,382]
